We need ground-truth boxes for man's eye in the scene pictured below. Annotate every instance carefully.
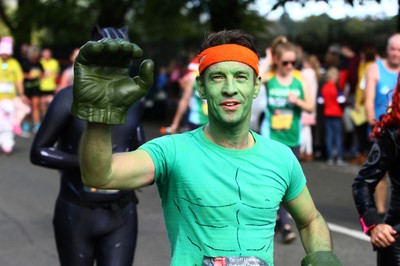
[212,75,224,81]
[236,75,247,81]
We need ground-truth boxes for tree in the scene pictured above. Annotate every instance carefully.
[0,0,269,59]
[270,0,400,31]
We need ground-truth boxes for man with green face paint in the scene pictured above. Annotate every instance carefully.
[73,30,342,266]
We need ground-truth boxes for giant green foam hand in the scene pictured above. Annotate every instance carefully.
[71,38,154,124]
[301,251,342,266]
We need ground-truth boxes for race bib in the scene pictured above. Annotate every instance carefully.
[203,256,269,266]
[0,82,15,95]
[83,185,119,194]
[271,109,293,130]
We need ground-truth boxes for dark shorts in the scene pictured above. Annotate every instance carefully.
[39,90,55,96]
[53,195,138,266]
[25,87,42,98]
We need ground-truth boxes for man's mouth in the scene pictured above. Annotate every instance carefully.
[221,101,240,109]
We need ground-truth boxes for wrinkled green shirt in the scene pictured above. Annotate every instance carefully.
[140,127,306,265]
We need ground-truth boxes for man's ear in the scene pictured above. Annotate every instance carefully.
[196,76,206,99]
[253,76,262,99]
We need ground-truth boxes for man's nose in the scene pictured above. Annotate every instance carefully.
[222,77,238,95]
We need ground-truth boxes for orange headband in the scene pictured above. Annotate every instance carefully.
[198,44,259,76]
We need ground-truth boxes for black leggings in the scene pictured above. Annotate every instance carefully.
[53,196,138,266]
[377,238,400,266]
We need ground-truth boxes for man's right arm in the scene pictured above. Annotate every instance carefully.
[80,122,155,190]
[365,63,378,126]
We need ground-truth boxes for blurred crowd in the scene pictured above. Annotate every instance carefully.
[153,35,387,167]
[1,27,399,266]
[0,35,80,154]
[0,31,394,166]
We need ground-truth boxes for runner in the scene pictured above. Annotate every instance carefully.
[30,26,142,266]
[353,74,400,266]
[72,29,341,265]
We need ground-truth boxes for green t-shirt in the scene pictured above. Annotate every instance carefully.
[261,75,304,147]
[140,127,306,265]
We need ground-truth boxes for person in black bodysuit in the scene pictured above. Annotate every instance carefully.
[353,74,400,266]
[30,26,144,266]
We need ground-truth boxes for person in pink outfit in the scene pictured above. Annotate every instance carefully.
[0,36,30,153]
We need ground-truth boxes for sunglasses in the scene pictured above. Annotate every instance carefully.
[281,60,296,66]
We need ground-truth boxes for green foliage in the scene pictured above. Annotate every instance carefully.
[260,11,396,60]
[293,15,331,54]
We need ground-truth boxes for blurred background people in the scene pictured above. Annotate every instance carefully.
[260,36,314,244]
[364,33,400,218]
[0,36,30,154]
[40,48,60,114]
[21,45,43,134]
[300,54,321,161]
[57,48,79,93]
[353,74,400,266]
[351,45,377,165]
[319,67,346,166]
[166,54,208,134]
[30,26,142,266]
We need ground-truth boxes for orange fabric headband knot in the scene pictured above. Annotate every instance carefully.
[198,44,259,76]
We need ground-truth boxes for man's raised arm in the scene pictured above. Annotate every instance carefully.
[72,38,155,190]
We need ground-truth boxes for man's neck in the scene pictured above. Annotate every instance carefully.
[203,123,254,150]
[385,59,400,72]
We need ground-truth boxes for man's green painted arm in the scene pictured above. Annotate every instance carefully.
[80,122,155,190]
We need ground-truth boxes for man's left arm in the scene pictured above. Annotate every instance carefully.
[284,186,342,265]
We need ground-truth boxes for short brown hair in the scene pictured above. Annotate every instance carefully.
[199,29,258,57]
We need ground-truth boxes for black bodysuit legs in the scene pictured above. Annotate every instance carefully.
[30,86,145,266]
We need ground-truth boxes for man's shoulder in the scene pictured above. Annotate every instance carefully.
[147,129,201,145]
[253,132,293,151]
[7,58,22,68]
[362,62,378,81]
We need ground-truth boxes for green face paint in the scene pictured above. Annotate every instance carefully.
[198,61,260,132]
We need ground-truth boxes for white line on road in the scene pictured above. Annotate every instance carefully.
[328,222,370,242]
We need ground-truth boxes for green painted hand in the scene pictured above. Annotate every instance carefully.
[71,38,154,124]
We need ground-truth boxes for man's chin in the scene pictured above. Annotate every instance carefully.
[388,59,400,68]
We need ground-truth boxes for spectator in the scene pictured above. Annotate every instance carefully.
[353,74,400,266]
[364,33,400,218]
[56,48,79,92]
[30,26,142,266]
[300,54,321,161]
[0,36,30,154]
[319,67,346,166]
[260,35,314,244]
[21,45,44,134]
[167,55,208,134]
[351,45,377,165]
[40,48,60,114]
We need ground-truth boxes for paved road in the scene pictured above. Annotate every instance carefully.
[0,119,377,265]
